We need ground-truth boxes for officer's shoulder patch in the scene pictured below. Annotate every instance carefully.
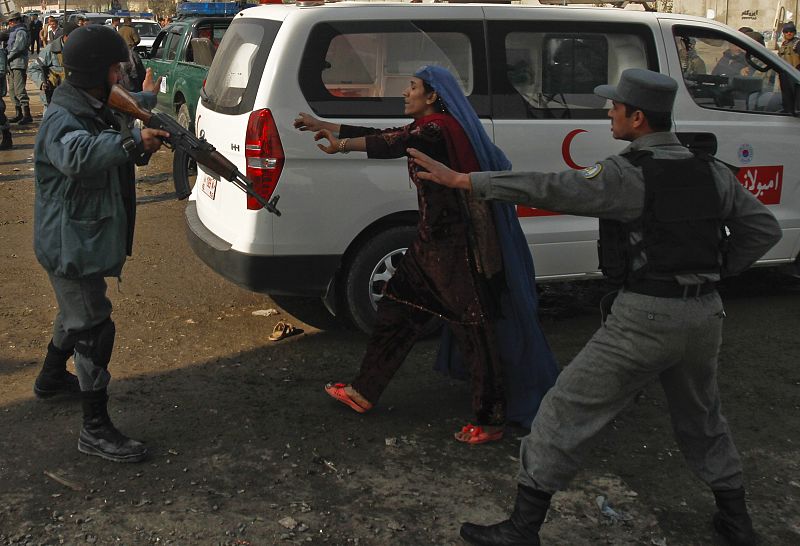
[582,163,603,179]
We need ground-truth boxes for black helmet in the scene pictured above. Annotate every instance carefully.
[63,25,130,89]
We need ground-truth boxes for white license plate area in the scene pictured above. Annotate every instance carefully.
[201,173,218,200]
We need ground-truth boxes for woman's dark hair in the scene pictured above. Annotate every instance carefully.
[624,104,672,131]
[422,80,447,113]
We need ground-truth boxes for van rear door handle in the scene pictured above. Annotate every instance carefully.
[675,132,717,155]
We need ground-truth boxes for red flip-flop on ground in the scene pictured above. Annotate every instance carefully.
[454,423,504,445]
[324,382,373,414]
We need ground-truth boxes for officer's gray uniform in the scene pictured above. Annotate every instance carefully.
[5,20,30,110]
[470,132,781,494]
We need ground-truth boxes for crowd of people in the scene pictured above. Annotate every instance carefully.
[0,10,168,150]
[0,9,789,546]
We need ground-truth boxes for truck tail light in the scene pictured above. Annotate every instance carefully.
[244,109,284,211]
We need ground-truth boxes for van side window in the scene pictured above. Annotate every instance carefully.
[202,19,281,115]
[489,22,657,120]
[300,21,488,118]
[673,28,790,115]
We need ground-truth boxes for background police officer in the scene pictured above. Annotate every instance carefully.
[33,25,168,463]
[409,68,781,546]
[5,12,32,125]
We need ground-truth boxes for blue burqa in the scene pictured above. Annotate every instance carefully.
[415,65,559,428]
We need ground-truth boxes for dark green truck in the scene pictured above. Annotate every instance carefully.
[143,15,233,133]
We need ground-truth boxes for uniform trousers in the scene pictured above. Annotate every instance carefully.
[8,69,29,109]
[352,297,506,425]
[519,289,743,493]
[48,274,113,392]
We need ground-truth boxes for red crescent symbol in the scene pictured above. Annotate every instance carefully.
[562,129,589,170]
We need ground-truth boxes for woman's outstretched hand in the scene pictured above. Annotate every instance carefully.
[294,112,324,132]
[314,129,339,154]
[408,148,472,190]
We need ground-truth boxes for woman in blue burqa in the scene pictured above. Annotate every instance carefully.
[294,65,558,443]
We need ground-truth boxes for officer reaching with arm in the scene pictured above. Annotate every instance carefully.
[409,68,781,546]
[33,25,169,463]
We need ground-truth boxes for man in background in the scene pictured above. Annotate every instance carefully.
[778,22,800,68]
[28,13,42,54]
[5,12,32,125]
[29,21,79,114]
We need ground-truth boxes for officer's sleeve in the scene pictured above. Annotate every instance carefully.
[43,112,131,179]
[27,51,47,86]
[469,156,645,222]
[714,164,782,277]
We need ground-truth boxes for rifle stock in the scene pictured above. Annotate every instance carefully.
[106,85,281,215]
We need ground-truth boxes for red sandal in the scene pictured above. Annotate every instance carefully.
[324,383,373,414]
[454,423,504,445]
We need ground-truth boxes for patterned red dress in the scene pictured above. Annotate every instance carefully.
[341,114,507,426]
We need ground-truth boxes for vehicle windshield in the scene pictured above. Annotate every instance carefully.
[135,22,161,37]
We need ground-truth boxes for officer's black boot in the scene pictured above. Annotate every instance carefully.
[18,106,34,125]
[712,488,756,546]
[460,485,551,546]
[0,129,11,150]
[33,341,80,398]
[78,389,147,463]
[8,107,23,124]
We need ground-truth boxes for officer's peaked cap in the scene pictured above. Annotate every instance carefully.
[594,68,677,113]
[783,21,796,33]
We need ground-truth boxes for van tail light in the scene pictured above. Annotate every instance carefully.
[244,109,284,211]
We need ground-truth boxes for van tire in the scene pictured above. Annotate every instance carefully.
[342,225,415,334]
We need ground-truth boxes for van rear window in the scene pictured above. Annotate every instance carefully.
[202,19,281,115]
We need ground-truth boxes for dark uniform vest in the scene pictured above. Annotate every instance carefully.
[598,150,726,286]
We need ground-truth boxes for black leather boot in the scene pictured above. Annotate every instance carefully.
[8,107,23,124]
[78,389,147,463]
[712,488,756,546]
[19,105,33,125]
[460,485,551,546]
[0,129,11,150]
[34,341,80,398]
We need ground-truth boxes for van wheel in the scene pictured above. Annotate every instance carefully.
[342,225,415,334]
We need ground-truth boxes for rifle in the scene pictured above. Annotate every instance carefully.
[107,84,281,216]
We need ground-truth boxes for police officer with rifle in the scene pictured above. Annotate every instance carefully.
[33,25,169,463]
[409,68,781,546]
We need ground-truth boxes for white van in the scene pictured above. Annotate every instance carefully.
[187,2,800,332]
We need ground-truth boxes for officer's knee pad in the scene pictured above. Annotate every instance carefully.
[75,319,116,369]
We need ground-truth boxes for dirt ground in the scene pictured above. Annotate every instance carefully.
[1,92,799,546]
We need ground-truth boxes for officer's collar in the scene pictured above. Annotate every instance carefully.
[622,131,681,154]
